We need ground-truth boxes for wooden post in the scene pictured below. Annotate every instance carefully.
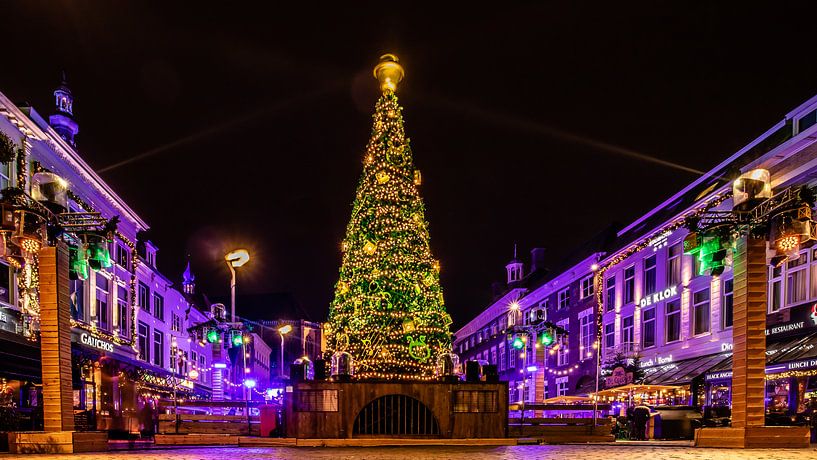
[39,243,74,432]
[730,235,767,428]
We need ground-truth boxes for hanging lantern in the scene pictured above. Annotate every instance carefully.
[69,245,89,281]
[10,211,43,258]
[733,169,772,212]
[31,172,68,213]
[206,328,220,344]
[770,210,815,267]
[86,240,112,271]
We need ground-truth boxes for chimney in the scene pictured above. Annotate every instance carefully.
[530,248,546,273]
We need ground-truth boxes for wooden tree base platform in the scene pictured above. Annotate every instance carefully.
[695,426,810,448]
[8,431,108,454]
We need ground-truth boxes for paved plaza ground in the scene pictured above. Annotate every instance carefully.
[3,445,817,460]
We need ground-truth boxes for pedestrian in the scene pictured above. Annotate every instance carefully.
[632,404,650,441]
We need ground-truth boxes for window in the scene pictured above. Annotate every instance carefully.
[171,313,182,332]
[116,243,129,270]
[579,309,593,358]
[139,282,150,312]
[667,243,682,286]
[70,280,84,321]
[580,275,594,299]
[153,293,164,321]
[477,331,483,344]
[454,390,498,413]
[722,279,734,329]
[499,342,506,371]
[621,315,634,352]
[152,331,163,367]
[491,347,497,365]
[604,322,615,350]
[558,288,570,310]
[642,307,656,349]
[666,300,681,343]
[138,321,150,362]
[0,262,10,305]
[508,341,515,368]
[96,273,109,331]
[786,253,808,305]
[643,255,657,295]
[0,160,10,190]
[199,355,207,383]
[556,376,568,397]
[692,288,711,336]
[605,275,616,312]
[810,248,817,299]
[769,265,783,313]
[557,319,569,366]
[624,266,635,304]
[117,285,128,337]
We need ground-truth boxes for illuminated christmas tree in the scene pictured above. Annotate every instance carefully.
[327,55,453,380]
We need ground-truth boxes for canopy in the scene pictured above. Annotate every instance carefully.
[541,395,593,404]
[590,383,682,398]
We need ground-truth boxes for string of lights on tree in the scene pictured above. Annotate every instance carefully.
[326,55,453,381]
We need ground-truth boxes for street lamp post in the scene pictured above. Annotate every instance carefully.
[224,249,250,323]
[278,324,292,379]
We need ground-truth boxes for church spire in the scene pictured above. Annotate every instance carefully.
[182,260,195,294]
[48,71,79,147]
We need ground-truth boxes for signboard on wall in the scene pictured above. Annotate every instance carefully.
[604,366,633,388]
[766,302,817,337]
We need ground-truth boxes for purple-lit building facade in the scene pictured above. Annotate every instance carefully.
[0,79,216,432]
[457,93,817,418]
[596,93,817,415]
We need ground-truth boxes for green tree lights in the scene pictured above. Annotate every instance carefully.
[326,55,452,381]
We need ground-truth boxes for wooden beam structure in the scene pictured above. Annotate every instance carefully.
[38,243,74,433]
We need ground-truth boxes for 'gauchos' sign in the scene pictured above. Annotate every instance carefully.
[638,285,678,308]
[80,332,114,352]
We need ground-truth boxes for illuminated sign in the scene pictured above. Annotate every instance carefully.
[648,232,671,252]
[640,354,673,368]
[765,322,805,336]
[80,332,114,352]
[705,371,733,381]
[721,342,733,352]
[638,285,678,308]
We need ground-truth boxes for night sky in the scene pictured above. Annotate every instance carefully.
[3,2,817,329]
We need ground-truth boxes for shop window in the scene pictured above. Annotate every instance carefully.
[558,288,570,310]
[604,322,615,350]
[0,261,10,305]
[786,252,808,306]
[580,275,594,299]
[139,282,150,312]
[605,275,616,312]
[666,300,681,343]
[579,309,593,359]
[692,288,711,336]
[152,330,163,367]
[70,279,84,321]
[117,285,128,337]
[624,266,635,304]
[667,243,682,286]
[556,376,568,397]
[642,307,656,349]
[153,293,164,321]
[621,315,634,352]
[96,273,109,331]
[769,265,783,313]
[722,279,733,330]
[643,255,657,295]
[138,321,150,362]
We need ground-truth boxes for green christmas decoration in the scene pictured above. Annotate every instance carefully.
[326,55,452,380]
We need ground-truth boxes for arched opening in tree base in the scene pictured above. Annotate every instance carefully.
[353,394,440,437]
